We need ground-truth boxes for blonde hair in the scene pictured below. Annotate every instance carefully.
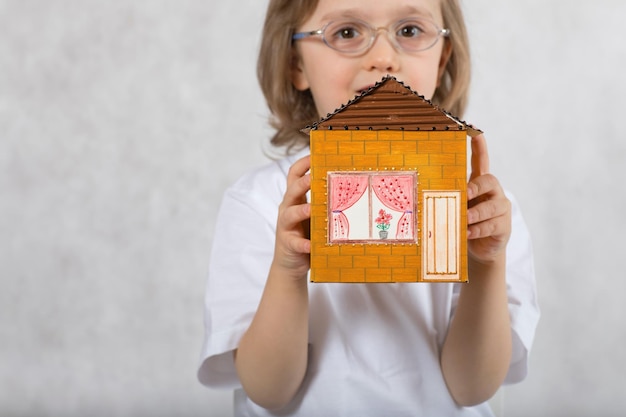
[257,0,471,151]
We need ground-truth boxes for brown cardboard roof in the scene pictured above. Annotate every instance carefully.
[305,76,481,136]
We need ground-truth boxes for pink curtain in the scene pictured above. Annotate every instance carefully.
[329,175,368,240]
[371,175,414,239]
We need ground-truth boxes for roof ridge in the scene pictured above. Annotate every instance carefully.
[302,75,481,136]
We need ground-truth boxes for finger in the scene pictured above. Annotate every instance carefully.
[467,215,509,242]
[279,203,311,229]
[283,174,311,207]
[276,204,312,257]
[288,236,311,254]
[467,196,510,226]
[470,134,490,181]
[284,156,311,205]
[467,173,501,203]
[287,155,311,185]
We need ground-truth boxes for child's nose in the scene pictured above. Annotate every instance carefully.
[363,31,400,72]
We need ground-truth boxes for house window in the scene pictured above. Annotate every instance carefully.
[327,172,417,243]
[423,191,461,280]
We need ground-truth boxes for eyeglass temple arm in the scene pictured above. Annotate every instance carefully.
[292,30,323,40]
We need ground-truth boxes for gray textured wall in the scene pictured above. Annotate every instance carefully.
[1,1,625,416]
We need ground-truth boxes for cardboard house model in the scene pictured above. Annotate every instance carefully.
[307,76,481,283]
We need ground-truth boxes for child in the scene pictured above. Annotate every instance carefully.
[198,0,539,415]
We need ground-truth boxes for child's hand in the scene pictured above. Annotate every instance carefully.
[466,135,511,264]
[273,155,312,278]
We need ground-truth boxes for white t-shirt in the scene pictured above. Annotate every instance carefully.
[198,148,540,417]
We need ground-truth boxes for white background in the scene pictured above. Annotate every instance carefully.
[2,1,625,416]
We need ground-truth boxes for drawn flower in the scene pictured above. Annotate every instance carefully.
[375,209,392,231]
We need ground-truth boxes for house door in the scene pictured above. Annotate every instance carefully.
[423,191,460,280]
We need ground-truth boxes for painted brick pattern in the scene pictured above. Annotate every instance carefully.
[310,129,468,283]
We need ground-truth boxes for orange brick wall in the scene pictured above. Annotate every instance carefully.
[310,129,468,283]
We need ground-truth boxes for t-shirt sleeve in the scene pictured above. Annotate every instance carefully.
[197,167,284,389]
[501,192,540,384]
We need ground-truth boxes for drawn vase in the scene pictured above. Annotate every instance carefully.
[379,230,388,239]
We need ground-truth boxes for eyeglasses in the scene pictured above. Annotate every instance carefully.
[292,17,450,55]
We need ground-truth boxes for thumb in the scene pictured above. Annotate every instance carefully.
[470,133,490,181]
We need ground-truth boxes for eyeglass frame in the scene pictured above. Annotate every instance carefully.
[292,17,450,55]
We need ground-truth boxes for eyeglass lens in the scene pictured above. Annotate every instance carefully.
[323,18,444,53]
